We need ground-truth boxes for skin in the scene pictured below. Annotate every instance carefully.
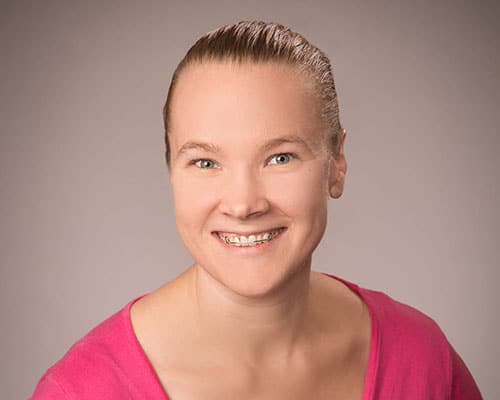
[130,61,370,399]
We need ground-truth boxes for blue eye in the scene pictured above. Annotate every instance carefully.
[194,159,218,169]
[268,153,295,165]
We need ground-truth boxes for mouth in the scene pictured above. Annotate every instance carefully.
[213,227,286,247]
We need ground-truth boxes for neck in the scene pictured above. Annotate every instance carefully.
[185,263,320,368]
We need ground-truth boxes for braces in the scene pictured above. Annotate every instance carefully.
[219,229,281,246]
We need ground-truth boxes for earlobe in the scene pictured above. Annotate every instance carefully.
[329,129,347,199]
[329,170,345,199]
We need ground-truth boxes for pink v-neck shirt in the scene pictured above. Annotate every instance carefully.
[30,274,483,399]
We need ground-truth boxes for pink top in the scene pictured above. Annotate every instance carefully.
[30,274,483,399]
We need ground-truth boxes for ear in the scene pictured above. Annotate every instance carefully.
[329,129,347,199]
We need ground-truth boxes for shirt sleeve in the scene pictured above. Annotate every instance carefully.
[30,374,69,400]
[450,345,483,400]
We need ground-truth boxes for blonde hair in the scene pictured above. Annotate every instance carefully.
[163,20,343,166]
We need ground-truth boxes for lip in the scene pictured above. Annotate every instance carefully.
[212,227,286,236]
[212,227,287,254]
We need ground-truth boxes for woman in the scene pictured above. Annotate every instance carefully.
[31,20,482,399]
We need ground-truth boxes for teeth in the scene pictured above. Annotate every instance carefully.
[218,229,282,247]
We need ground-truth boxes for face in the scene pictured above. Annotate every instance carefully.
[168,61,346,298]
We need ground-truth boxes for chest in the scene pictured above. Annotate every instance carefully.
[154,359,366,400]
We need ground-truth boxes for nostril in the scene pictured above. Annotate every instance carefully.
[218,198,271,220]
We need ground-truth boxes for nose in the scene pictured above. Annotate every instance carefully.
[218,169,270,220]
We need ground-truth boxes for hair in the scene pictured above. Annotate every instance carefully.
[163,20,343,167]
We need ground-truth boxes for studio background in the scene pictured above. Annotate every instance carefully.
[2,1,498,399]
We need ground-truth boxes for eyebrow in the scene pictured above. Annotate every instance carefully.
[176,141,221,157]
[176,134,312,159]
[261,135,312,152]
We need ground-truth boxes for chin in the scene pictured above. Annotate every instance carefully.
[203,258,308,300]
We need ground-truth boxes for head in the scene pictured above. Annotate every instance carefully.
[163,21,347,297]
[164,21,345,171]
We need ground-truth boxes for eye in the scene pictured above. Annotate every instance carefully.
[268,153,296,165]
[193,159,219,169]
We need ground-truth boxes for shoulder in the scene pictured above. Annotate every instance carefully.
[323,274,446,347]
[30,296,158,400]
[321,273,482,399]
[358,285,447,345]
[356,283,482,399]
[360,286,452,364]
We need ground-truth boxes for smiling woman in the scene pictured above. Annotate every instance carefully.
[167,60,339,301]
[30,21,483,400]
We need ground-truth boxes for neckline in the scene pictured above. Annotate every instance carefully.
[124,273,379,400]
[123,293,170,399]
[320,273,380,400]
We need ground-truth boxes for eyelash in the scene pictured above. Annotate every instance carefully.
[268,152,297,165]
[190,152,297,169]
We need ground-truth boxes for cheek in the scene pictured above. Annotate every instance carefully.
[265,163,329,213]
[265,165,329,256]
[171,162,329,227]
[171,175,218,232]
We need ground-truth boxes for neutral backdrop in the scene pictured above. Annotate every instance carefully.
[2,1,499,399]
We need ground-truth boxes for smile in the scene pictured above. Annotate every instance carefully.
[215,228,286,247]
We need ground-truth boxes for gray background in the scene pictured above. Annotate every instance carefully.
[2,1,499,399]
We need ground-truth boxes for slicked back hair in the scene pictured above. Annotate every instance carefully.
[163,20,343,167]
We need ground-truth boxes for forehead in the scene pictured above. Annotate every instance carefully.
[169,61,325,151]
